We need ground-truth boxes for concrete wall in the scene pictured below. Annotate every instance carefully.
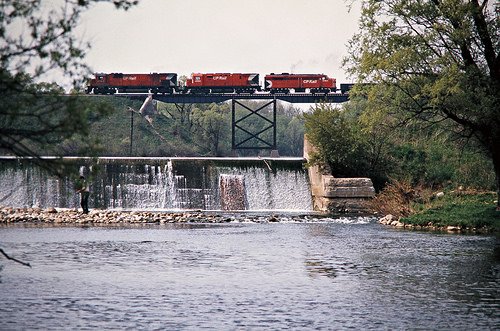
[304,136,375,213]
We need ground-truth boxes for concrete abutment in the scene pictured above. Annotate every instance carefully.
[304,136,375,213]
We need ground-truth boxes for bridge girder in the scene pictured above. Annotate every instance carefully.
[118,92,349,104]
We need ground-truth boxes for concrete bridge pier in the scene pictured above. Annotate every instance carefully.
[304,136,375,213]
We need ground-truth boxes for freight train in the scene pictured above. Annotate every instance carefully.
[86,72,338,95]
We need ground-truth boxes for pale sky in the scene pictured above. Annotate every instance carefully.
[79,0,362,84]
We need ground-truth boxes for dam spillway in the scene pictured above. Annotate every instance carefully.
[0,157,313,212]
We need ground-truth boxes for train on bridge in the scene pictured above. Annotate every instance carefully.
[86,72,345,95]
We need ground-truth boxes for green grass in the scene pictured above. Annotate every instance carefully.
[402,192,500,231]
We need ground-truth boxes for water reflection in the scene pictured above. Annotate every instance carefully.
[0,222,498,330]
[305,258,338,279]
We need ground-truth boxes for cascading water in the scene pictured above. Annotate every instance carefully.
[0,157,313,212]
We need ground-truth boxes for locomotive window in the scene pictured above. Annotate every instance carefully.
[98,76,104,80]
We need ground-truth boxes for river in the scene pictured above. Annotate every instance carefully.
[0,217,498,330]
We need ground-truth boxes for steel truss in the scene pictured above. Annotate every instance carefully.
[231,99,276,150]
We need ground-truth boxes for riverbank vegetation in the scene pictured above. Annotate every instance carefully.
[305,0,499,227]
[343,1,500,209]
[404,192,499,231]
[370,181,499,231]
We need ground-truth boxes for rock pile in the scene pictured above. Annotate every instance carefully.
[378,214,406,228]
[0,206,315,225]
[378,214,485,233]
[0,207,233,224]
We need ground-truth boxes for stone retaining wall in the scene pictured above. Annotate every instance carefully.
[304,136,375,213]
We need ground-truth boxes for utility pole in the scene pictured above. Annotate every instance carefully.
[128,107,134,155]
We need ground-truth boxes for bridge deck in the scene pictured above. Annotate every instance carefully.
[117,92,349,104]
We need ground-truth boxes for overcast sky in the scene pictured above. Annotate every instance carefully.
[78,0,361,84]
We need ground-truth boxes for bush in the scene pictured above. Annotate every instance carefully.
[369,180,432,217]
[303,103,382,179]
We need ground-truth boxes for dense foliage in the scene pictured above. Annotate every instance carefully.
[0,0,137,163]
[340,0,499,206]
[303,104,374,177]
[304,100,495,192]
[83,99,305,157]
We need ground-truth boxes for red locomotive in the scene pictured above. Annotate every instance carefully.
[86,72,337,95]
[264,73,336,93]
[186,73,260,93]
[87,73,177,94]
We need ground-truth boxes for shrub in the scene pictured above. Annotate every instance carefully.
[369,180,432,217]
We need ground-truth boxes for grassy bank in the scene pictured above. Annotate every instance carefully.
[401,192,499,232]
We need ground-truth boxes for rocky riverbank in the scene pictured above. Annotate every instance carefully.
[0,206,358,225]
[2,206,492,231]
[0,207,253,224]
[377,214,495,233]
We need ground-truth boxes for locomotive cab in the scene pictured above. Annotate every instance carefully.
[87,73,113,94]
[264,73,336,94]
[86,72,177,94]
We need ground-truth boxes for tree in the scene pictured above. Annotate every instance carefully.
[345,0,500,208]
[0,0,138,162]
[276,104,305,156]
[191,103,231,156]
[304,104,364,176]
[303,103,390,187]
[0,76,115,162]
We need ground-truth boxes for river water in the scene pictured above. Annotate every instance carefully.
[0,218,498,330]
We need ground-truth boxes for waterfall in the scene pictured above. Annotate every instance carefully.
[0,157,312,212]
